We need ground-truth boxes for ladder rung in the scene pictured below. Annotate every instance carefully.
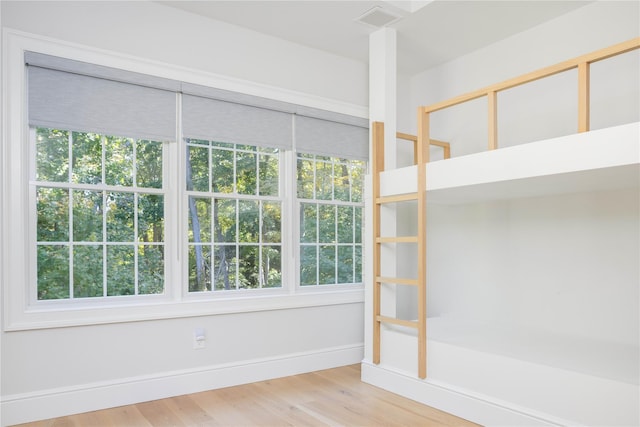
[376,276,419,286]
[376,193,418,204]
[376,236,418,243]
[377,315,419,329]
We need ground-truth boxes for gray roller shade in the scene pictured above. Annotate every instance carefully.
[295,115,368,160]
[182,94,292,150]
[27,60,177,142]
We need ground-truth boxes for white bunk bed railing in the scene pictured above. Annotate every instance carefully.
[372,37,640,381]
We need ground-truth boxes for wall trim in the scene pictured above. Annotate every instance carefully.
[1,344,364,426]
[360,361,577,427]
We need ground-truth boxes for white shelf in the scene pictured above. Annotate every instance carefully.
[380,122,639,204]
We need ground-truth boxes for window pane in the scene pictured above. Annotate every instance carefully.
[189,244,211,292]
[355,245,362,283]
[137,140,163,189]
[211,141,233,149]
[36,128,69,182]
[259,153,279,196]
[262,202,281,243]
[300,203,317,243]
[354,207,362,244]
[188,197,211,243]
[351,161,364,203]
[104,136,133,186]
[296,157,314,199]
[73,190,103,242]
[338,246,354,284]
[73,245,103,298]
[300,245,317,286]
[107,192,134,242]
[236,151,257,195]
[211,147,234,193]
[138,194,164,243]
[107,245,135,296]
[319,245,336,285]
[318,204,336,243]
[334,162,350,202]
[214,199,236,243]
[37,245,69,300]
[262,246,281,288]
[337,206,353,243]
[187,145,209,192]
[238,245,259,289]
[72,132,101,185]
[315,161,332,200]
[37,187,69,242]
[238,200,259,243]
[214,245,236,290]
[138,245,164,294]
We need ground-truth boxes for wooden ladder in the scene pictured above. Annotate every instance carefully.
[372,121,449,379]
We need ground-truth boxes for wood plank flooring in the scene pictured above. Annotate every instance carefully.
[15,364,478,427]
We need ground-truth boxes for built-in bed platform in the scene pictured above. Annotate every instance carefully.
[380,122,639,204]
[364,316,638,426]
[365,122,639,426]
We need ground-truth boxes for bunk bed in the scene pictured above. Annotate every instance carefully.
[364,38,639,426]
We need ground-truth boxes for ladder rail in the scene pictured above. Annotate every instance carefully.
[371,121,431,379]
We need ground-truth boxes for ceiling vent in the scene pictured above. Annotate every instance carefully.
[355,6,402,29]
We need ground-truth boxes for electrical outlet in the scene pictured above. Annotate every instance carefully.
[193,327,206,350]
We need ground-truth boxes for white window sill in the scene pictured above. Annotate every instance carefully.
[4,286,364,331]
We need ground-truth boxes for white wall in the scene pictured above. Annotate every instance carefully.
[408,1,640,157]
[1,1,368,107]
[427,189,639,346]
[394,0,639,345]
[1,1,367,424]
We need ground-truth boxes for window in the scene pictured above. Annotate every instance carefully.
[35,128,165,300]
[297,154,365,286]
[186,139,282,292]
[2,33,368,329]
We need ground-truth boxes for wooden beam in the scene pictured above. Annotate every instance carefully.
[372,121,384,366]
[376,276,419,286]
[488,91,498,150]
[416,107,429,379]
[578,62,590,133]
[423,37,640,114]
[376,193,419,204]
[377,316,419,329]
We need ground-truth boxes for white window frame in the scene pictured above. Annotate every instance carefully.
[2,30,365,331]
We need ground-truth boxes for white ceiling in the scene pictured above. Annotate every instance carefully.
[158,0,591,75]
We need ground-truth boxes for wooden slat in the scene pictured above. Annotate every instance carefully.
[377,315,419,329]
[416,107,429,380]
[396,132,450,164]
[488,90,498,150]
[578,62,590,133]
[423,37,640,113]
[376,236,418,243]
[371,121,384,366]
[376,276,419,286]
[376,193,418,204]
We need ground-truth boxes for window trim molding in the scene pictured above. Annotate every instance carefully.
[1,29,366,331]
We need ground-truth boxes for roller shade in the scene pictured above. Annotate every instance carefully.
[182,94,292,150]
[294,115,368,160]
[27,55,177,142]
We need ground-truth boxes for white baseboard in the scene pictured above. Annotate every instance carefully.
[360,361,576,427]
[1,344,364,426]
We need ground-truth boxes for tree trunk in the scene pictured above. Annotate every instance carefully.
[185,140,205,290]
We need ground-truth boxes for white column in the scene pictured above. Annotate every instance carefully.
[364,27,397,364]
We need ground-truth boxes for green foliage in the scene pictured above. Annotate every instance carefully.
[35,128,165,300]
[186,139,283,292]
[296,154,365,286]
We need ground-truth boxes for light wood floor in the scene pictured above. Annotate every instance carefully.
[16,364,478,427]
